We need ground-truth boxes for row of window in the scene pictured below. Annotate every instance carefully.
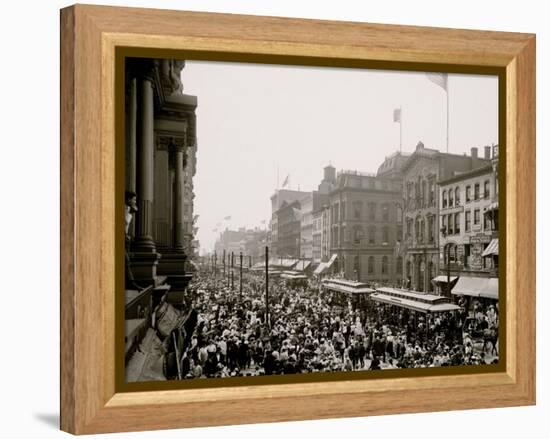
[331,201,401,223]
[441,208,493,235]
[405,216,436,243]
[331,225,398,247]
[350,255,403,275]
[405,177,436,209]
[442,180,491,208]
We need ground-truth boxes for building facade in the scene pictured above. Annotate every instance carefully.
[269,189,309,257]
[438,145,499,295]
[401,142,491,292]
[214,228,267,262]
[276,200,302,258]
[125,57,198,290]
[327,169,403,284]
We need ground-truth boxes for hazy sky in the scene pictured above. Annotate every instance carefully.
[180,61,498,254]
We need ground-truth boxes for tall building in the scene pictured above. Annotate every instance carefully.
[300,191,329,261]
[125,57,197,290]
[327,169,403,284]
[401,141,491,292]
[276,200,302,258]
[437,145,499,297]
[269,189,309,257]
[311,165,336,265]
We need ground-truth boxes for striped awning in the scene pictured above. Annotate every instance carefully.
[482,238,499,257]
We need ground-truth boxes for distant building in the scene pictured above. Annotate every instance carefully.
[214,227,267,264]
[311,165,336,265]
[276,200,302,258]
[377,151,411,178]
[437,145,499,298]
[401,142,491,292]
[300,191,329,261]
[269,189,309,257]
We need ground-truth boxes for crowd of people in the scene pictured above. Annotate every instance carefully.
[174,272,499,380]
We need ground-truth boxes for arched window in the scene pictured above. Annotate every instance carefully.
[381,256,389,275]
[354,226,363,244]
[449,188,454,206]
[368,256,375,274]
[442,190,447,208]
[353,201,362,219]
[368,202,377,221]
[382,203,389,221]
[421,180,428,207]
[368,226,376,244]
[353,255,360,275]
[382,226,390,244]
[396,205,403,223]
[396,256,403,276]
[455,186,460,205]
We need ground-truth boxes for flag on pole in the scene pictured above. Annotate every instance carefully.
[426,72,448,92]
[393,108,401,123]
[261,220,266,225]
[282,174,290,188]
[224,215,231,221]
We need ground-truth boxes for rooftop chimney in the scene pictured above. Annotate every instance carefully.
[484,145,491,159]
[471,147,478,158]
[416,141,425,150]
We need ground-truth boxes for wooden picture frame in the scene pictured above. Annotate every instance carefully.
[60,4,535,434]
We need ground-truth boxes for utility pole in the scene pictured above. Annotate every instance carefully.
[240,251,243,301]
[265,246,270,328]
[231,251,234,290]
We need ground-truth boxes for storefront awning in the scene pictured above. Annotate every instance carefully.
[482,278,499,300]
[432,275,458,283]
[313,262,327,275]
[482,238,499,257]
[452,276,499,300]
[325,254,338,269]
[295,260,311,271]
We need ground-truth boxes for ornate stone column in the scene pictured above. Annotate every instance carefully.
[130,67,161,285]
[156,135,190,291]
[134,76,156,251]
[125,77,137,194]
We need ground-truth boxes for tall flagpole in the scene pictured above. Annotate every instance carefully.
[446,83,449,153]
[400,106,403,152]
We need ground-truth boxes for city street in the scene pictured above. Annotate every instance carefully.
[174,267,498,379]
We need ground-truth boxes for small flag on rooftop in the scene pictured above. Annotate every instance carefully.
[224,215,231,221]
[282,174,290,188]
[393,108,401,123]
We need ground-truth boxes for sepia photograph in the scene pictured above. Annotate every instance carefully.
[123,57,500,383]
